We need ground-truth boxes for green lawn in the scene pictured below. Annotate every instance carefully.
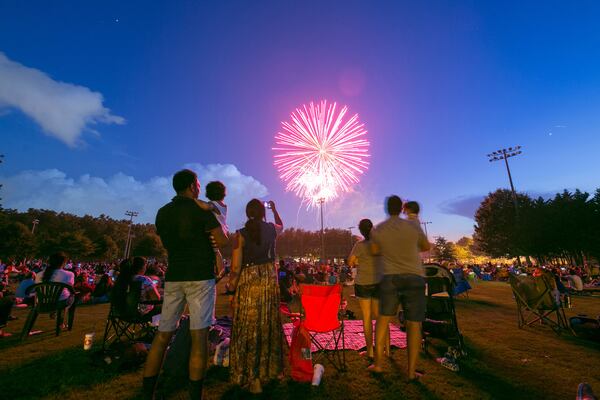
[1,281,599,400]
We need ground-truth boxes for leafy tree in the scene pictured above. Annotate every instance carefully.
[0,222,36,260]
[132,232,166,259]
[432,236,456,263]
[57,231,95,259]
[473,189,531,258]
[93,235,120,260]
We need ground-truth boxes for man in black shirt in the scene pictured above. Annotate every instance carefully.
[143,169,228,400]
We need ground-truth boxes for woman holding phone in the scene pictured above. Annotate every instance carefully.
[228,199,283,394]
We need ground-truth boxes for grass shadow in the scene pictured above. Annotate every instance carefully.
[0,345,127,400]
[457,342,548,400]
[455,298,508,309]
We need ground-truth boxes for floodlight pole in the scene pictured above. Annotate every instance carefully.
[31,219,39,234]
[347,226,355,253]
[318,198,325,263]
[421,221,432,240]
[502,150,518,209]
[487,146,524,265]
[487,146,523,213]
[124,210,139,258]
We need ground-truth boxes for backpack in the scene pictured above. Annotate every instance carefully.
[163,316,191,380]
[570,315,600,341]
[289,320,313,382]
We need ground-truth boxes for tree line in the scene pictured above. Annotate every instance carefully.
[473,188,600,265]
[0,208,165,261]
[0,208,358,262]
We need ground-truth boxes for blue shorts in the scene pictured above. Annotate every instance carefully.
[379,274,426,321]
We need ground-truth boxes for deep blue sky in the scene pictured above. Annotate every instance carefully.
[1,1,600,239]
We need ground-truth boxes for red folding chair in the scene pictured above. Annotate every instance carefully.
[299,284,346,372]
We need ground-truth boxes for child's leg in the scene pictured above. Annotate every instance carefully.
[215,250,224,279]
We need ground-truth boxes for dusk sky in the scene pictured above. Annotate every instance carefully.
[1,1,600,240]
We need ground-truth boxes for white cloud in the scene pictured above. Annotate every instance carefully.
[1,164,269,229]
[0,52,124,146]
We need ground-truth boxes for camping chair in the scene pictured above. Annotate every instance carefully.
[102,280,160,350]
[451,268,471,298]
[20,282,76,340]
[299,284,347,372]
[509,274,571,334]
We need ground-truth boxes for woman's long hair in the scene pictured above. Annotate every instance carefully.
[245,199,266,245]
[112,258,134,306]
[358,219,373,241]
[43,252,67,282]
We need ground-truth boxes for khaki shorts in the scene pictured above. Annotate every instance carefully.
[158,280,216,332]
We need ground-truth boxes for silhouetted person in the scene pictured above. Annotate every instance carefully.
[142,169,228,400]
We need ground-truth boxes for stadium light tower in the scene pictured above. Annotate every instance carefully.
[487,146,523,210]
[420,221,432,240]
[124,210,139,258]
[347,226,355,253]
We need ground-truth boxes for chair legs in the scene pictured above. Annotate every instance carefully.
[56,310,64,336]
[102,313,154,351]
[516,304,571,335]
[67,304,76,331]
[310,324,347,372]
[20,309,39,340]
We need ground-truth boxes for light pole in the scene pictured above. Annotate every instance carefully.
[31,219,39,234]
[487,146,523,265]
[487,146,523,211]
[346,226,355,254]
[420,221,432,240]
[318,198,325,263]
[124,210,139,258]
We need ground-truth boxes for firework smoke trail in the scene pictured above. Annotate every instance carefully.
[273,100,370,207]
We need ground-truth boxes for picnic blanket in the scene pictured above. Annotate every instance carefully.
[283,320,407,352]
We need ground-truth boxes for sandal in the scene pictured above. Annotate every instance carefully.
[367,364,383,373]
[359,350,374,359]
[437,357,459,372]
[408,370,425,382]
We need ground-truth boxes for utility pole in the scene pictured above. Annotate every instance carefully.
[31,219,39,234]
[318,198,325,263]
[124,210,139,258]
[487,146,523,212]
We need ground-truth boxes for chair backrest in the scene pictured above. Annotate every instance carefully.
[26,282,74,313]
[509,274,556,310]
[111,280,143,319]
[300,284,342,333]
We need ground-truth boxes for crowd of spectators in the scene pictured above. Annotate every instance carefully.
[0,256,168,338]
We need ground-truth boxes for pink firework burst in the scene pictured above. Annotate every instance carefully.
[273,100,370,206]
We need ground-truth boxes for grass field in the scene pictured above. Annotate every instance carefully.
[1,281,599,400]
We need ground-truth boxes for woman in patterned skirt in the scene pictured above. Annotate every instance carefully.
[228,199,284,394]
